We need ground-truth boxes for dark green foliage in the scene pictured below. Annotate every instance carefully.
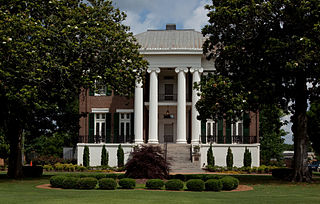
[117,174,126,180]
[203,174,223,181]
[101,145,108,166]
[272,168,294,181]
[307,101,320,155]
[99,178,117,190]
[205,179,223,191]
[62,177,79,189]
[118,178,136,189]
[77,177,97,190]
[117,144,124,167]
[221,176,239,191]
[145,179,164,190]
[165,179,184,191]
[105,173,119,179]
[88,173,106,180]
[169,174,185,181]
[186,179,205,191]
[0,134,9,161]
[243,148,252,167]
[50,176,66,188]
[125,145,169,179]
[185,174,204,181]
[22,166,43,177]
[226,147,233,170]
[83,146,89,167]
[207,143,214,166]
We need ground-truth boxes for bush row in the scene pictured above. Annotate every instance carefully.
[50,176,239,191]
[43,163,124,172]
[49,173,126,180]
[206,165,280,174]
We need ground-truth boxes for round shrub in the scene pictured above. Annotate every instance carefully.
[91,173,106,180]
[146,179,164,189]
[205,179,223,191]
[77,177,98,189]
[50,176,66,188]
[62,177,79,189]
[186,179,205,191]
[118,178,136,189]
[99,178,117,190]
[221,176,239,190]
[165,179,184,191]
[203,174,223,181]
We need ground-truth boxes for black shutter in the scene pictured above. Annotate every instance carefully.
[218,119,223,144]
[88,113,94,143]
[106,113,111,143]
[201,120,206,144]
[243,112,250,143]
[226,120,231,144]
[89,88,94,96]
[131,112,134,143]
[113,113,119,143]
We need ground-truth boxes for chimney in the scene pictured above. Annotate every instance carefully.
[166,24,176,30]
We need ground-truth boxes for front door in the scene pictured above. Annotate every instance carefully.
[164,123,174,143]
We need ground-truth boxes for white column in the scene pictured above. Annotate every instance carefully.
[147,67,160,144]
[134,77,144,144]
[175,67,188,144]
[190,67,203,144]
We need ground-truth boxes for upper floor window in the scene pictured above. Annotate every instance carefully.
[89,80,112,96]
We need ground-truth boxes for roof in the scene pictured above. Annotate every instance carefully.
[135,29,206,52]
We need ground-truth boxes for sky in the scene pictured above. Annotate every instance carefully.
[111,0,293,144]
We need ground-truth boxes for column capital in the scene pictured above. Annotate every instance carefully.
[147,67,160,74]
[190,67,203,73]
[175,67,189,74]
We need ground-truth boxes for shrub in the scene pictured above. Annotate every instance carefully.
[118,178,136,189]
[90,173,106,180]
[50,176,66,188]
[272,168,294,180]
[101,145,108,166]
[243,147,252,167]
[77,177,97,189]
[207,143,215,166]
[83,146,90,167]
[165,179,184,191]
[221,176,239,190]
[185,174,203,181]
[226,147,233,170]
[169,174,185,181]
[146,179,164,189]
[205,179,223,191]
[117,174,126,179]
[99,178,117,190]
[62,177,79,189]
[186,179,205,191]
[105,173,118,179]
[125,145,170,179]
[117,144,124,167]
[75,165,86,172]
[22,166,43,177]
[203,174,223,181]
[43,164,53,171]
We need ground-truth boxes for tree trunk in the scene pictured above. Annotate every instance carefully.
[7,123,23,179]
[292,73,311,182]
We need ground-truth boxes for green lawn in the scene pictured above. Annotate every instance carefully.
[0,173,319,204]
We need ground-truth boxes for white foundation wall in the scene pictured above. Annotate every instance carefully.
[77,143,134,167]
[200,144,260,167]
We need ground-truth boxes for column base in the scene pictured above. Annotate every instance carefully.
[147,139,159,144]
[134,139,144,144]
[176,139,187,144]
[191,140,200,145]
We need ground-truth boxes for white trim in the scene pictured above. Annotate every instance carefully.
[91,108,109,113]
[116,109,134,113]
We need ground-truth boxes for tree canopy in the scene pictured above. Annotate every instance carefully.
[199,0,320,181]
[0,0,147,178]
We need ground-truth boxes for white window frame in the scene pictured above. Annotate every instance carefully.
[206,120,218,143]
[119,113,131,143]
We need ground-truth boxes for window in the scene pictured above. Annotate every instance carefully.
[164,84,174,101]
[94,80,107,96]
[206,120,218,143]
[119,113,131,143]
[94,113,106,142]
[231,121,243,143]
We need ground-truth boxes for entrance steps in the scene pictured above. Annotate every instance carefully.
[164,144,202,173]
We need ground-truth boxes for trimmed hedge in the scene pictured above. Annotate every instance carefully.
[169,174,186,181]
[186,179,205,191]
[50,176,66,188]
[185,174,203,181]
[203,174,223,181]
[205,179,223,191]
[165,179,184,191]
[99,178,117,190]
[272,168,294,180]
[118,178,136,189]
[62,177,79,189]
[22,166,43,177]
[221,176,239,190]
[146,179,164,189]
[77,177,98,189]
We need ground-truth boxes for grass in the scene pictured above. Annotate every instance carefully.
[0,172,320,204]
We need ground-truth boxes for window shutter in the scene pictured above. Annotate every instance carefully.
[243,112,250,143]
[89,88,94,96]
[201,120,206,144]
[130,113,134,143]
[113,113,119,143]
[106,85,112,96]
[88,113,94,143]
[226,120,231,144]
[106,113,111,143]
[218,119,223,144]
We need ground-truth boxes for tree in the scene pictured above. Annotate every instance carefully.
[117,144,124,167]
[83,146,89,167]
[243,148,252,167]
[200,0,320,182]
[0,132,9,164]
[101,145,108,166]
[307,100,320,155]
[0,0,147,178]
[226,147,233,170]
[260,105,286,165]
[207,143,215,166]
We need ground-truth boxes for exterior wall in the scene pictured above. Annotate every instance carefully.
[200,144,260,167]
[77,143,134,167]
